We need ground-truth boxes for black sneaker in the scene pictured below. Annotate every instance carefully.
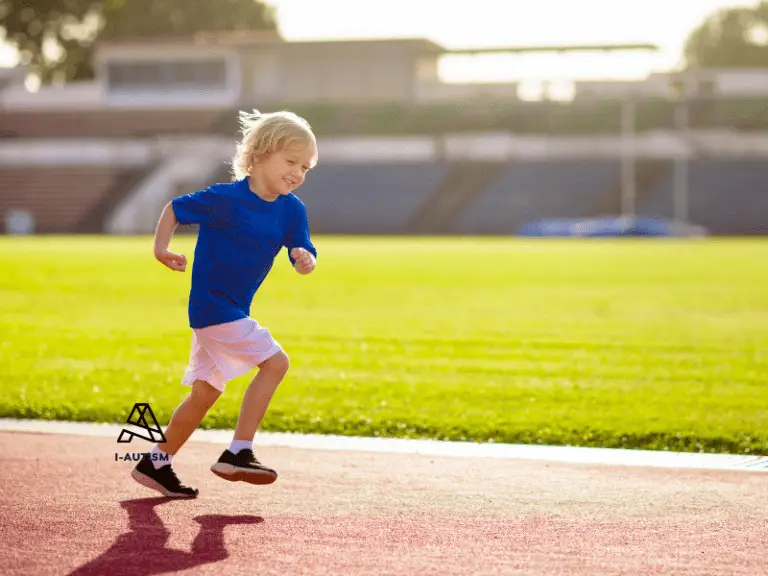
[210,449,278,485]
[131,454,199,498]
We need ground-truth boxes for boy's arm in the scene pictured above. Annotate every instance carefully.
[153,202,187,272]
[285,201,317,275]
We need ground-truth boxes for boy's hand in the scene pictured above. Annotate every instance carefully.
[155,249,187,272]
[291,247,315,275]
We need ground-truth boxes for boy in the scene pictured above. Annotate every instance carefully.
[131,110,318,498]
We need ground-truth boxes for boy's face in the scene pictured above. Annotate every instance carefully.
[254,143,317,199]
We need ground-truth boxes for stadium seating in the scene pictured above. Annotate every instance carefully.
[0,109,223,139]
[639,159,768,235]
[450,160,621,234]
[297,162,451,234]
[0,167,147,233]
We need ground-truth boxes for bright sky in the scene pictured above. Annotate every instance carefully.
[0,0,758,82]
[269,0,757,81]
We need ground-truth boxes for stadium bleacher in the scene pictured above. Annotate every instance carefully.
[0,109,224,139]
[450,160,622,235]
[297,162,452,234]
[0,166,149,233]
[1,35,767,237]
[640,159,768,235]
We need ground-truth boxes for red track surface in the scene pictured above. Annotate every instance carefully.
[1,431,766,575]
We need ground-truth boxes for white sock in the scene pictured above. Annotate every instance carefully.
[229,439,253,454]
[150,444,173,469]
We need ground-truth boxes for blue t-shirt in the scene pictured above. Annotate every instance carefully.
[171,177,317,329]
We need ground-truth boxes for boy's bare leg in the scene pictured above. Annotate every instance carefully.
[234,350,290,441]
[210,351,289,485]
[132,379,219,498]
[162,379,221,455]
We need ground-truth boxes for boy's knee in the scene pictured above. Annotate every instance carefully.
[261,350,290,375]
[191,379,221,408]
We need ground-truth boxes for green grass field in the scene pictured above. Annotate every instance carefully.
[1,236,766,454]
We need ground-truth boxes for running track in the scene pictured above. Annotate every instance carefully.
[1,428,766,575]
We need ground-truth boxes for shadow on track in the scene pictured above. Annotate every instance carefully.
[69,497,263,575]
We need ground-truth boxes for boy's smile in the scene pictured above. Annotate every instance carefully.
[250,144,317,202]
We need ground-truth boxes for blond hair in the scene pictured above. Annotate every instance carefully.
[231,109,317,181]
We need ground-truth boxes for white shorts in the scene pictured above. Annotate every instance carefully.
[181,317,282,392]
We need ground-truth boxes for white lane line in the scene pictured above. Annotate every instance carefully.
[0,418,766,472]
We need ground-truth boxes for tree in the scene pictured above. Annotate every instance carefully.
[0,0,278,84]
[684,1,768,68]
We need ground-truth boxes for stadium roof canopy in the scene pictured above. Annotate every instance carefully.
[445,43,659,55]
[95,32,657,56]
[95,31,444,53]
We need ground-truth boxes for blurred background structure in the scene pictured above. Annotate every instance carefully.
[1,0,767,237]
